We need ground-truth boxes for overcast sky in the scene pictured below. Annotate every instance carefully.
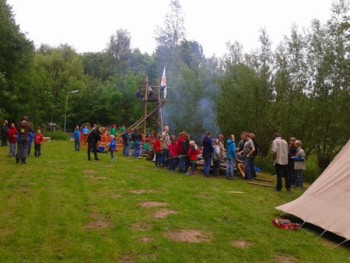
[7,0,336,57]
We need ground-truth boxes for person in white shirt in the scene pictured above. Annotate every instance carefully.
[272,132,290,192]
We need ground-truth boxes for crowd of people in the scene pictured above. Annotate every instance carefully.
[1,118,306,191]
[1,117,43,164]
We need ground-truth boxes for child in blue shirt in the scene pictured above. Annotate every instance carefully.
[108,135,117,161]
[73,125,81,151]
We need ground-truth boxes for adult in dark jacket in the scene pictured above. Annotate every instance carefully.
[1,119,8,146]
[87,127,105,160]
[202,131,214,177]
[131,128,142,158]
[16,120,31,164]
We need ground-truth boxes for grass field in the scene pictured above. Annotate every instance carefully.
[0,141,349,262]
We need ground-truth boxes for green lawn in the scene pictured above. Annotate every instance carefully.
[0,141,348,262]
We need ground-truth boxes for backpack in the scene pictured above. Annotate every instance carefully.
[19,128,29,145]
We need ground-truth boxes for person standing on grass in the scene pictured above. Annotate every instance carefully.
[218,134,225,161]
[188,140,201,175]
[168,135,178,172]
[293,140,306,189]
[226,134,236,180]
[272,132,290,192]
[108,135,117,162]
[122,129,131,157]
[87,127,105,161]
[153,134,162,167]
[72,125,81,151]
[241,132,255,180]
[177,131,186,173]
[212,139,221,176]
[7,123,17,157]
[288,137,297,187]
[132,128,142,159]
[16,120,30,164]
[34,129,43,157]
[1,119,8,147]
[81,124,89,145]
[27,130,34,156]
[182,132,191,174]
[160,126,170,168]
[202,131,214,177]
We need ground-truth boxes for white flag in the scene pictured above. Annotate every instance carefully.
[160,67,167,99]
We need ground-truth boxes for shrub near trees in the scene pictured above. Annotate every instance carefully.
[1,0,350,177]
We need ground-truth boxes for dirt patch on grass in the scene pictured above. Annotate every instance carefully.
[138,237,154,243]
[139,202,168,208]
[119,255,134,263]
[85,219,112,230]
[86,176,107,180]
[274,255,299,263]
[130,189,158,194]
[164,229,212,243]
[154,209,177,219]
[15,187,31,193]
[82,170,97,174]
[0,228,13,237]
[194,193,209,199]
[130,223,152,231]
[112,194,122,198]
[232,240,250,248]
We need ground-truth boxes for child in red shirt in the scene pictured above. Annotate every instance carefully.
[34,129,43,157]
[153,135,162,167]
[168,135,178,172]
[187,140,201,175]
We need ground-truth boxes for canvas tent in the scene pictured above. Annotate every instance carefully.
[276,140,350,242]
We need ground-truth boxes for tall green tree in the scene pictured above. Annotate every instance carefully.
[0,0,34,119]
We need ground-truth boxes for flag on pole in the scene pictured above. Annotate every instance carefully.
[160,67,167,99]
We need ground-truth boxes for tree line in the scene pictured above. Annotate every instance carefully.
[1,0,349,175]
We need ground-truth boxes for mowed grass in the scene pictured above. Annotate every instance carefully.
[0,141,348,263]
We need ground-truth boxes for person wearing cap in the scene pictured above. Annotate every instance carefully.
[272,132,290,192]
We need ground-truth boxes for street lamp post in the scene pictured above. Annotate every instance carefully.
[64,89,79,133]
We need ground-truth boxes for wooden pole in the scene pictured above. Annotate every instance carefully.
[158,78,163,132]
[143,76,148,136]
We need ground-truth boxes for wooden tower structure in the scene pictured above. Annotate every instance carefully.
[120,76,165,137]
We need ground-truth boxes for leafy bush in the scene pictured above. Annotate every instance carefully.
[43,131,69,140]
[304,155,320,182]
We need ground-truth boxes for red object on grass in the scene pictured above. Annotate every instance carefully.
[272,218,301,230]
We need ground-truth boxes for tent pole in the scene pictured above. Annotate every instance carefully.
[318,230,327,239]
[332,239,348,249]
